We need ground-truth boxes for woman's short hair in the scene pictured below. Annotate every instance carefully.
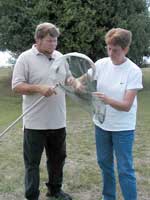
[105,28,132,49]
[34,22,60,40]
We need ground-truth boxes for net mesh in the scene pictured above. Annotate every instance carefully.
[50,52,106,123]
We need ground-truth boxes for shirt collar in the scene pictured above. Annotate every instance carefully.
[109,57,128,68]
[32,44,56,60]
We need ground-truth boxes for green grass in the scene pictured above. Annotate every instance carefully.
[0,67,150,200]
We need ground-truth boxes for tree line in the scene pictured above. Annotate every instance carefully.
[0,0,150,65]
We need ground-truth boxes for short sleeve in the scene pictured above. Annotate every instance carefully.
[87,59,103,80]
[87,68,94,79]
[127,67,143,90]
[12,54,29,89]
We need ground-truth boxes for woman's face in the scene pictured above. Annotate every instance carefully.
[106,44,128,65]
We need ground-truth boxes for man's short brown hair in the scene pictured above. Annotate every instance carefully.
[34,22,60,40]
[105,28,132,49]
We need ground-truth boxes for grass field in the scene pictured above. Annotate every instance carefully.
[0,67,150,200]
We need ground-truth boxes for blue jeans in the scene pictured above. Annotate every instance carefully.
[95,126,137,200]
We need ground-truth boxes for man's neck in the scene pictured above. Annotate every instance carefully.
[35,44,53,58]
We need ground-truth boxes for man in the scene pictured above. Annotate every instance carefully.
[12,22,72,200]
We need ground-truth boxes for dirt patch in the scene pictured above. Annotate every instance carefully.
[0,193,23,200]
[0,191,100,200]
[0,189,150,200]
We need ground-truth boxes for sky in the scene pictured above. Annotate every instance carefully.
[0,51,12,67]
[0,47,150,67]
[1,52,150,65]
[0,51,150,66]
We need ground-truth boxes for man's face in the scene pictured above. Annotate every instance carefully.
[37,34,58,55]
[106,44,128,65]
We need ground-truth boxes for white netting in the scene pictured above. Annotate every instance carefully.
[50,52,106,123]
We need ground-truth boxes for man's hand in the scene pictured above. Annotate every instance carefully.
[38,85,57,97]
[13,83,57,96]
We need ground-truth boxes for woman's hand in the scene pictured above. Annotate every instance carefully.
[92,90,137,112]
[92,92,109,104]
[66,76,85,91]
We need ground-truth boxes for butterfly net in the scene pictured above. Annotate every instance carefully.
[50,52,106,123]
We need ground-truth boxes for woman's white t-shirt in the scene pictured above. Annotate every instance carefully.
[88,57,143,131]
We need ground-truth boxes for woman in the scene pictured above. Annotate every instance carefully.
[91,28,143,200]
[70,28,143,200]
